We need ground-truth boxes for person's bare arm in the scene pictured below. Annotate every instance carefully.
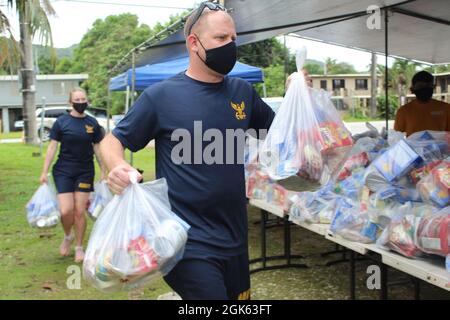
[99,133,141,194]
[93,143,107,180]
[40,140,58,184]
[394,107,406,133]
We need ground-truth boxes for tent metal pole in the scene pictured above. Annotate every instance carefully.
[370,52,377,118]
[106,79,111,133]
[385,9,389,132]
[130,51,136,166]
[125,85,130,113]
[290,11,368,34]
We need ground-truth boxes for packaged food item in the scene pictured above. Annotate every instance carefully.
[409,160,443,184]
[246,170,270,200]
[416,208,450,257]
[407,130,450,163]
[377,202,433,258]
[334,170,366,200]
[336,152,370,181]
[372,139,422,183]
[418,159,450,208]
[330,198,380,244]
[289,186,338,224]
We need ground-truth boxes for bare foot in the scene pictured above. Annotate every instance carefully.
[75,246,85,263]
[60,234,74,256]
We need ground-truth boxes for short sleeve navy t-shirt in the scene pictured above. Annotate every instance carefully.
[113,72,275,255]
[50,113,104,170]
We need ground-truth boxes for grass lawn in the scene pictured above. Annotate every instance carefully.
[0,143,167,299]
[1,143,449,300]
[342,115,381,123]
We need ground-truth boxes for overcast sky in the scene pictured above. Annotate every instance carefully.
[1,0,395,71]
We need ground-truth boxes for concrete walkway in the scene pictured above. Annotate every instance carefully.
[0,138,23,144]
[344,120,395,135]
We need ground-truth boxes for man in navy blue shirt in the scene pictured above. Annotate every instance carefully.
[100,2,274,300]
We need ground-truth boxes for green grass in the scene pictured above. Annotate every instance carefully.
[0,143,169,299]
[1,143,449,300]
[0,131,23,140]
[342,115,380,123]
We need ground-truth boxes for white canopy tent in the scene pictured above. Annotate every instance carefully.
[291,0,450,65]
[109,0,450,134]
[116,0,450,70]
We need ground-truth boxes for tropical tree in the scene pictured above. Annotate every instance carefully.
[390,59,417,105]
[0,0,55,144]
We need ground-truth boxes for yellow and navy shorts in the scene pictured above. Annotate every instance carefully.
[52,166,94,194]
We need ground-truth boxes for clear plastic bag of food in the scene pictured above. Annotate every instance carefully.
[407,131,449,164]
[289,184,338,224]
[417,158,450,208]
[83,173,190,292]
[330,197,380,243]
[371,139,423,183]
[378,202,434,258]
[26,184,60,228]
[88,180,113,220]
[416,207,450,257]
[259,48,352,184]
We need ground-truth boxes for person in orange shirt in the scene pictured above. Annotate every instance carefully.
[394,71,450,136]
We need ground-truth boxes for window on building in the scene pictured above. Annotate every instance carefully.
[439,78,447,93]
[332,98,345,110]
[355,79,368,90]
[320,80,327,90]
[10,83,20,96]
[53,81,66,95]
[332,79,345,90]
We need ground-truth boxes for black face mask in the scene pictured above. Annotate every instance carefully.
[196,36,237,75]
[414,87,433,102]
[73,102,88,114]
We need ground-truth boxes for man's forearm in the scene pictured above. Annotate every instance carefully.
[99,133,128,171]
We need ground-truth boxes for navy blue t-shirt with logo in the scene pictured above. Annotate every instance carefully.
[112,72,275,255]
[50,113,104,174]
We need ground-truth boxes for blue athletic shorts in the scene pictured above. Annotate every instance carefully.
[52,165,94,194]
[163,247,251,300]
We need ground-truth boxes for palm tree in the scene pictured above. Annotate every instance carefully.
[376,60,417,102]
[324,57,337,75]
[391,59,417,106]
[1,0,55,144]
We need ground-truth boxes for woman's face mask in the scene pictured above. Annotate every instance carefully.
[72,102,88,113]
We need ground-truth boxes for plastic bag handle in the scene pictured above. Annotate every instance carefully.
[129,171,139,184]
[128,171,163,228]
[295,46,307,71]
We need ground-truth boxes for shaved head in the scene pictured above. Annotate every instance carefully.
[184,8,234,38]
[184,7,237,81]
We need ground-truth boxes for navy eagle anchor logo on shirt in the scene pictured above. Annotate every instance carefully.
[85,125,94,134]
[230,101,246,120]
